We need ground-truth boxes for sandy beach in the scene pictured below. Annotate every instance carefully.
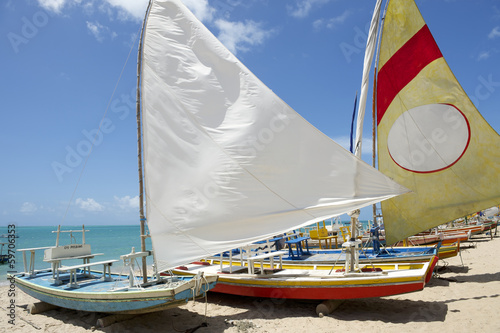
[1,233,499,333]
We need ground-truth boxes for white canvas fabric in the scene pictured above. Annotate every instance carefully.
[141,0,408,271]
[353,0,383,158]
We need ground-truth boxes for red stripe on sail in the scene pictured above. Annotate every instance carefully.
[377,25,443,124]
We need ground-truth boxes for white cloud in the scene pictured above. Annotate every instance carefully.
[183,0,214,22]
[36,0,274,53]
[37,0,148,21]
[215,19,274,55]
[20,202,38,214]
[114,195,139,210]
[75,198,104,212]
[287,0,331,19]
[478,51,491,61]
[488,26,500,39]
[86,21,103,41]
[314,10,350,30]
[37,0,67,13]
[104,0,149,21]
[86,21,116,42]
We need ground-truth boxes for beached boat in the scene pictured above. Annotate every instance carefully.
[11,0,223,313]
[392,232,469,247]
[173,259,437,300]
[420,225,484,237]
[12,226,217,314]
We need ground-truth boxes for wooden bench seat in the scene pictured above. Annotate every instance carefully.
[58,259,119,288]
[45,253,104,284]
[246,250,287,274]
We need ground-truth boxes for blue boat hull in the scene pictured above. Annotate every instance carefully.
[11,270,217,314]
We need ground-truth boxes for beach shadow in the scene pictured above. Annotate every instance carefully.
[436,264,469,274]
[452,272,500,283]
[17,293,326,332]
[330,298,447,323]
[89,294,327,332]
[21,290,500,332]
[18,304,215,333]
[467,236,496,243]
[426,276,452,286]
[443,293,500,305]
[17,306,104,331]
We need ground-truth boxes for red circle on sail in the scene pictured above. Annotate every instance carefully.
[387,104,470,173]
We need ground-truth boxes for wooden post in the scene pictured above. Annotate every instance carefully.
[316,300,344,317]
[29,301,58,314]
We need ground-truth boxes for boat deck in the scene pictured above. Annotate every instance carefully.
[13,269,192,293]
[210,246,436,266]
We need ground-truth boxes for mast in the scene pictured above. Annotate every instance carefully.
[349,0,383,259]
[136,0,152,284]
[371,67,378,223]
[371,0,389,224]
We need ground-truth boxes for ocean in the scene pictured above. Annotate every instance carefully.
[1,220,371,285]
[0,225,152,286]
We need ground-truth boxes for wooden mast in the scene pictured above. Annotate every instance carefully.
[136,0,152,284]
[372,0,388,224]
[372,66,378,223]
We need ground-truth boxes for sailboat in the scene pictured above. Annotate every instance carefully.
[10,0,223,315]
[372,0,500,246]
[177,0,500,299]
[137,0,439,300]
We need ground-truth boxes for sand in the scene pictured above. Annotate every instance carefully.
[1,233,499,333]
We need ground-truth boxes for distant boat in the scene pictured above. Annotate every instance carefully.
[0,243,9,264]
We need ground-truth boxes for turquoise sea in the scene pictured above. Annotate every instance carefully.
[1,220,370,285]
[0,225,152,286]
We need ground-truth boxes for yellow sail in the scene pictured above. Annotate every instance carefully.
[376,0,500,245]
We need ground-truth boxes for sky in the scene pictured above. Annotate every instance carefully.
[1,0,499,227]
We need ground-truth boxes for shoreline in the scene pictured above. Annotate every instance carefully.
[1,234,499,332]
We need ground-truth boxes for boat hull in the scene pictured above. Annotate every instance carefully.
[11,270,217,314]
[213,278,426,299]
[174,256,438,300]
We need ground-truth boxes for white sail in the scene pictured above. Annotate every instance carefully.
[141,0,408,271]
[353,0,383,158]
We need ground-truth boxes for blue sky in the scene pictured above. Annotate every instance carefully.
[1,0,499,227]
